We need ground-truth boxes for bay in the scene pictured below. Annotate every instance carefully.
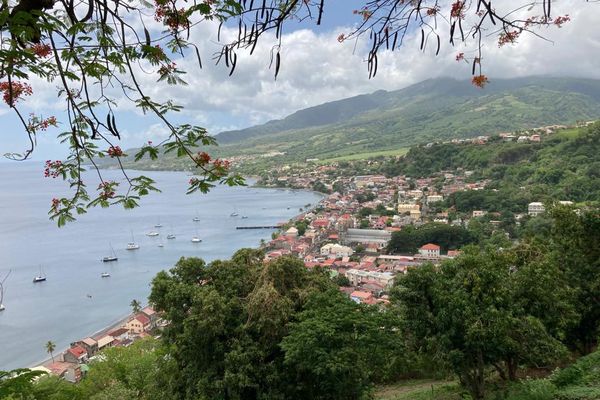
[0,163,322,370]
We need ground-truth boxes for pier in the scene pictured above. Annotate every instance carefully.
[236,225,280,230]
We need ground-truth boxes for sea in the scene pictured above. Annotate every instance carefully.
[0,162,323,370]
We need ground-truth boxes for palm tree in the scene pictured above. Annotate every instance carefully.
[45,341,56,363]
[130,299,141,314]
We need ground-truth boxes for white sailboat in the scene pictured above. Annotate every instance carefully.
[101,272,111,278]
[154,217,163,228]
[193,211,200,222]
[167,225,176,239]
[146,231,159,237]
[33,265,46,283]
[0,270,10,311]
[127,230,140,250]
[230,207,239,217]
[191,229,202,243]
[102,242,118,262]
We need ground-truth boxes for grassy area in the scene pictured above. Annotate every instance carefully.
[318,148,409,163]
[374,380,461,400]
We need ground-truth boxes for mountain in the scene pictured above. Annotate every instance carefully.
[216,76,600,162]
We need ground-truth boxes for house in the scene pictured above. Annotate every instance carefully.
[472,210,487,218]
[47,362,82,383]
[409,209,421,221]
[63,345,88,364]
[397,203,420,213]
[419,243,440,258]
[427,195,443,203]
[285,226,298,237]
[141,306,159,328]
[73,337,97,357]
[97,335,115,350]
[320,243,353,259]
[350,291,373,304]
[528,202,545,216]
[108,327,130,341]
[124,313,151,334]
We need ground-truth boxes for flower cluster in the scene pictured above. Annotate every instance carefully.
[30,43,52,58]
[0,81,33,106]
[155,3,189,31]
[27,114,57,132]
[194,151,211,165]
[337,33,345,43]
[472,75,489,88]
[353,8,373,21]
[498,30,521,47]
[455,52,465,62]
[44,160,62,178]
[426,6,440,16]
[450,1,465,19]
[553,15,570,28]
[97,181,117,200]
[107,146,123,158]
[51,198,61,212]
[158,62,177,76]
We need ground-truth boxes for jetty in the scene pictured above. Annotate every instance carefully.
[236,225,280,230]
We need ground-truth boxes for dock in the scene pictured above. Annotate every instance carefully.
[236,225,280,230]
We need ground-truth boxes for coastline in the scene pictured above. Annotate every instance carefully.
[12,172,326,371]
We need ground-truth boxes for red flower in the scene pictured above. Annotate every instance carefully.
[0,81,33,106]
[472,75,489,88]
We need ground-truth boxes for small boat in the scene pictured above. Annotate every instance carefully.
[158,243,164,248]
[0,270,9,312]
[241,216,248,219]
[102,243,118,262]
[191,229,202,243]
[127,231,140,250]
[101,272,110,278]
[86,294,92,298]
[193,216,200,222]
[230,212,239,217]
[146,231,159,237]
[167,234,176,240]
[33,265,46,283]
[154,217,163,228]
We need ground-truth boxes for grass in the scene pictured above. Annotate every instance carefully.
[374,380,462,400]
[317,148,409,163]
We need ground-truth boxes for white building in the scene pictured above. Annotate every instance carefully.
[528,202,545,217]
[419,243,441,258]
[320,243,353,259]
[427,195,444,203]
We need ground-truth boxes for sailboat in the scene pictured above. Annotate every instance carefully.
[191,229,202,243]
[154,217,163,228]
[193,211,200,222]
[146,231,159,237]
[33,265,46,283]
[166,225,176,239]
[158,242,164,248]
[0,270,10,311]
[230,207,239,217]
[102,243,118,262]
[127,230,140,250]
[101,272,111,278]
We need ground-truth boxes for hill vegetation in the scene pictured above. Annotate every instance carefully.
[96,77,600,171]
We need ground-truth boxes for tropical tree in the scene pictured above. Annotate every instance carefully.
[130,299,141,314]
[0,0,588,224]
[45,340,56,363]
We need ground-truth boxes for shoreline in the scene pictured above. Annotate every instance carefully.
[17,179,325,371]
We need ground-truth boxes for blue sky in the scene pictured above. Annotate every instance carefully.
[2,0,600,161]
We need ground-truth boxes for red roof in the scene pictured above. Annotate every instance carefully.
[351,291,373,300]
[322,259,335,266]
[68,345,87,358]
[312,220,329,227]
[134,313,151,325]
[420,243,441,250]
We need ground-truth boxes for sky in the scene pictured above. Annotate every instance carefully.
[2,0,600,160]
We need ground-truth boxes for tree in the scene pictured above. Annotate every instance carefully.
[393,247,567,399]
[45,341,56,363]
[130,299,141,314]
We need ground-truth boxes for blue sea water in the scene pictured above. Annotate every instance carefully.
[0,163,322,370]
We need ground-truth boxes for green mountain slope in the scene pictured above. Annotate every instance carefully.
[216,77,600,161]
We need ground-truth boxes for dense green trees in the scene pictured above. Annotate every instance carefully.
[387,223,476,254]
[148,249,399,400]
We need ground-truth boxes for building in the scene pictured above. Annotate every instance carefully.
[124,313,151,334]
[350,291,374,304]
[472,210,487,218]
[427,195,443,203]
[320,243,353,259]
[528,202,545,216]
[397,203,420,213]
[419,243,441,258]
[344,229,392,249]
[346,269,395,288]
[63,345,88,364]
[73,338,97,357]
[285,226,298,237]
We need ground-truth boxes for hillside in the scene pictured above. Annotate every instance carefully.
[97,76,600,170]
[215,76,600,160]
